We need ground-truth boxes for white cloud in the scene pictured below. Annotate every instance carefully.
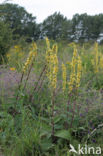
[0,0,103,23]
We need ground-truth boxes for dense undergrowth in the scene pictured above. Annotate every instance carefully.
[0,40,103,156]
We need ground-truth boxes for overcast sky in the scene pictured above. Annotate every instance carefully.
[1,0,103,23]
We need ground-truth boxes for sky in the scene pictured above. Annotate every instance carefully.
[0,0,103,23]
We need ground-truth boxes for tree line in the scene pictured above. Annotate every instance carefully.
[0,3,103,58]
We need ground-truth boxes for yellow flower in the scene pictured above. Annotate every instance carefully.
[14,45,21,53]
[46,39,58,89]
[68,47,77,92]
[52,44,58,54]
[22,43,37,73]
[66,61,71,65]
[68,46,82,93]
[62,63,66,92]
[76,56,82,88]
[99,53,103,69]
[45,37,50,50]
[95,42,99,73]
[10,67,16,71]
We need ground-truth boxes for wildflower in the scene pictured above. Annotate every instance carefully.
[95,42,99,73]
[14,45,19,49]
[68,47,77,92]
[68,46,82,93]
[99,53,103,70]
[45,37,50,50]
[52,44,58,54]
[76,56,82,88]
[62,63,66,92]
[66,61,71,65]
[10,67,16,71]
[22,43,37,73]
[46,39,58,89]
[14,45,21,53]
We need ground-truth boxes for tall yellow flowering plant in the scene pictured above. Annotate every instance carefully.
[16,42,37,100]
[46,41,58,90]
[45,38,58,140]
[92,42,103,72]
[68,46,77,92]
[67,45,82,128]
[23,42,37,73]
[61,44,82,93]
[95,42,99,73]
[62,63,67,92]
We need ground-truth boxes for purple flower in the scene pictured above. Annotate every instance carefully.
[80,113,84,117]
[92,139,96,143]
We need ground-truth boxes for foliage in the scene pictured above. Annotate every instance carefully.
[0,40,103,156]
[0,2,103,44]
[0,3,39,40]
[40,12,72,40]
[0,21,12,62]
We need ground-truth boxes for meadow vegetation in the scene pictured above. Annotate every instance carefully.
[0,2,103,156]
[0,39,103,156]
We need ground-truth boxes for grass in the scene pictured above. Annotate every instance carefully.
[0,40,103,156]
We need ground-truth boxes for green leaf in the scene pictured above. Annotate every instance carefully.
[54,116,62,124]
[55,130,71,140]
[41,139,53,151]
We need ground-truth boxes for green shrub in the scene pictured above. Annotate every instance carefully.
[0,22,12,62]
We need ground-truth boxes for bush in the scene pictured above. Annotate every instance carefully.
[0,22,12,62]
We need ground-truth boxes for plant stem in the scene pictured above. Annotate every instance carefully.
[51,90,55,142]
[29,65,46,102]
[70,99,76,128]
[23,62,34,90]
[16,71,24,101]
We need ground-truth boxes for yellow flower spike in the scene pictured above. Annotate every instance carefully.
[22,43,37,73]
[95,42,99,73]
[76,56,82,89]
[46,40,58,89]
[62,63,67,92]
[32,42,37,50]
[68,45,82,93]
[45,37,50,50]
[99,53,103,70]
[52,44,58,54]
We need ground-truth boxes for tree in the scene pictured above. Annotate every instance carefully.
[40,12,71,40]
[0,21,12,62]
[0,3,39,40]
[71,13,103,42]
